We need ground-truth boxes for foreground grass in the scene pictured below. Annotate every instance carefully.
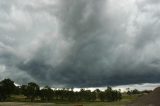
[0,102,130,106]
[0,94,140,106]
[0,101,133,106]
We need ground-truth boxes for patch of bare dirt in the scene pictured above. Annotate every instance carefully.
[127,87,160,106]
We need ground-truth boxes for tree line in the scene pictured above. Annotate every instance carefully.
[0,79,122,102]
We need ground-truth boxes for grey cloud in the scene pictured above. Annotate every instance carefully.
[0,0,160,87]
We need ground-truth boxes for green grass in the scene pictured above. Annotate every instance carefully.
[0,101,132,106]
[0,94,140,106]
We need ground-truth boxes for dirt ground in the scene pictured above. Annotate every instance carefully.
[128,87,160,106]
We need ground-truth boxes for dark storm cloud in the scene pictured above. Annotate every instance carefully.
[0,0,160,87]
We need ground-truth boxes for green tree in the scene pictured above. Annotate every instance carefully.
[126,88,131,95]
[13,86,21,95]
[0,79,15,101]
[105,87,122,102]
[25,82,40,102]
[99,91,105,101]
[131,89,140,94]
[40,86,54,101]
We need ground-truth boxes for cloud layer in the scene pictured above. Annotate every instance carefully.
[0,0,160,87]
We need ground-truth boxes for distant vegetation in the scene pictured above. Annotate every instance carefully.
[0,78,151,103]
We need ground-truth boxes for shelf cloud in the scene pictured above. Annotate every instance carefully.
[0,0,160,87]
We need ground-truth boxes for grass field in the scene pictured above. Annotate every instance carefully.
[0,102,127,106]
[0,94,140,106]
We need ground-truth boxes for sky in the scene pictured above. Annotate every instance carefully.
[73,83,160,92]
[0,0,160,88]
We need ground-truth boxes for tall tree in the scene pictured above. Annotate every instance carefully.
[25,82,40,102]
[0,79,15,101]
[40,86,54,101]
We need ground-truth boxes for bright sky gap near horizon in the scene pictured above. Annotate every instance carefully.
[0,0,160,89]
